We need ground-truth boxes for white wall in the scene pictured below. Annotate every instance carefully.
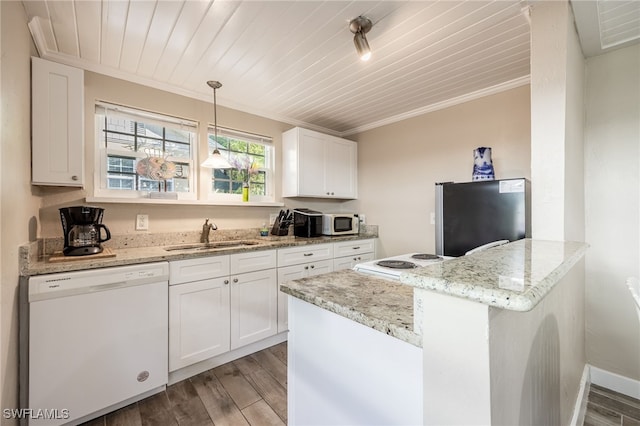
[489,261,585,425]
[530,0,585,242]
[347,85,531,258]
[584,44,640,381]
[36,71,354,238]
[0,1,41,421]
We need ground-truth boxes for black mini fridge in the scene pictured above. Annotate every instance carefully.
[435,178,531,257]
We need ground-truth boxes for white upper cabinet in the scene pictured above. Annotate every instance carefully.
[31,57,84,187]
[282,127,357,199]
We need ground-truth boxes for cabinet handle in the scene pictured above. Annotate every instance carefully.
[304,266,309,270]
[353,246,360,250]
[71,175,79,181]
[326,192,330,195]
[310,265,315,269]
[331,192,334,195]
[224,279,229,285]
[303,253,313,257]
[233,278,239,283]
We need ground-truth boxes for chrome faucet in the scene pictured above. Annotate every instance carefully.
[200,218,218,243]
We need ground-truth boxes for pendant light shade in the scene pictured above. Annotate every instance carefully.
[349,16,372,61]
[201,80,232,169]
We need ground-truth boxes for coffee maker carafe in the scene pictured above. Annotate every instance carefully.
[59,206,111,256]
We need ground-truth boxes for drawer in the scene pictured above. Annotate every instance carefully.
[169,255,230,285]
[230,249,277,274]
[333,239,376,258]
[333,252,375,271]
[277,243,333,267]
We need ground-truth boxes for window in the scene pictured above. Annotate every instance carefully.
[95,103,197,200]
[208,127,274,202]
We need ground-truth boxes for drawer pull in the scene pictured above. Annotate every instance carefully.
[352,246,360,250]
[224,279,229,285]
[304,266,309,270]
[303,253,313,257]
[233,278,239,283]
[310,265,315,269]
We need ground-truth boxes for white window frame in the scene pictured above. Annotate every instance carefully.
[94,102,198,201]
[207,126,275,203]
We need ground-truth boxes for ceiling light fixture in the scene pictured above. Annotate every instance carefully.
[349,16,372,61]
[201,80,232,169]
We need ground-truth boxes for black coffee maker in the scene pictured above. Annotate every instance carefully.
[59,206,112,256]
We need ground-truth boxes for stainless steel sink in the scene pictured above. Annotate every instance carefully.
[164,240,264,252]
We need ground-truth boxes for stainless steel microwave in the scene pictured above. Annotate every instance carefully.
[322,213,359,236]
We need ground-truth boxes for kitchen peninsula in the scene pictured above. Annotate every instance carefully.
[281,239,588,425]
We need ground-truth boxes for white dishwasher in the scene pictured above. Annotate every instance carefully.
[27,262,169,426]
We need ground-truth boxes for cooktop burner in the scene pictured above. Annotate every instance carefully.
[411,253,441,261]
[376,260,417,269]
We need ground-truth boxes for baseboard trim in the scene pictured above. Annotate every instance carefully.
[570,364,591,426]
[590,365,640,400]
[168,332,288,385]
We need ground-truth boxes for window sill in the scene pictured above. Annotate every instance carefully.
[85,196,285,207]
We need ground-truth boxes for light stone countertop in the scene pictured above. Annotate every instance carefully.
[20,231,378,276]
[280,269,420,347]
[400,239,588,312]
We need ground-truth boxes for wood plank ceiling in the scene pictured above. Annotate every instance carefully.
[23,0,534,136]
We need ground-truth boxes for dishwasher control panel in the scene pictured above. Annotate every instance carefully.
[29,262,169,301]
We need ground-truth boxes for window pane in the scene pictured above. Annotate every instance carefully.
[213,180,232,193]
[108,157,135,173]
[139,177,160,192]
[165,141,190,159]
[137,137,163,153]
[166,128,193,144]
[105,132,135,151]
[250,183,265,195]
[107,173,135,190]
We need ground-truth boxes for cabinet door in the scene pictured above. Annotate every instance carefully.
[169,277,230,371]
[297,129,327,197]
[276,259,333,333]
[31,57,84,186]
[306,259,334,277]
[277,264,307,333]
[230,269,278,350]
[325,137,357,198]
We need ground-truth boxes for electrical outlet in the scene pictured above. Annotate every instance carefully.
[269,213,279,225]
[136,214,149,231]
[359,214,366,225]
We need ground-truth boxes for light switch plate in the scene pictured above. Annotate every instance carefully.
[136,214,149,231]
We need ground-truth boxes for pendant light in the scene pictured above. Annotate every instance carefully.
[201,80,232,169]
[349,16,372,61]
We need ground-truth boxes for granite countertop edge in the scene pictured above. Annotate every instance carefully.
[280,270,422,347]
[399,239,589,312]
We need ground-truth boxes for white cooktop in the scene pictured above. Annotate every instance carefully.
[353,253,445,281]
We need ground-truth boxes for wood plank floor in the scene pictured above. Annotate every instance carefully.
[79,346,640,426]
[585,384,640,426]
[81,342,287,426]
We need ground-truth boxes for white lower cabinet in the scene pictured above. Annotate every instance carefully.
[333,239,376,271]
[231,268,278,349]
[277,259,333,333]
[169,277,230,371]
[169,250,277,372]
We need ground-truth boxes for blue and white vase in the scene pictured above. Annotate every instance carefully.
[472,147,495,181]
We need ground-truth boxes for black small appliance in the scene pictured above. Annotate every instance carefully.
[293,208,323,238]
[59,206,112,256]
